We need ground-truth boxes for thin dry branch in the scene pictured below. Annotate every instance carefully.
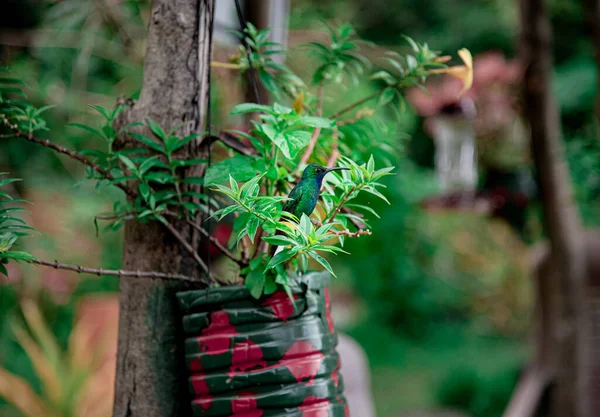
[1,115,135,198]
[330,89,384,119]
[311,219,371,237]
[32,259,198,282]
[162,219,216,284]
[326,126,340,168]
[181,217,244,266]
[298,86,324,169]
[336,108,375,127]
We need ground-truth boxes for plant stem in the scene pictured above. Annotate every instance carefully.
[162,219,216,284]
[181,217,244,266]
[326,126,340,168]
[298,85,324,169]
[1,114,135,199]
[31,259,199,282]
[211,61,242,69]
[327,185,357,224]
[330,88,385,119]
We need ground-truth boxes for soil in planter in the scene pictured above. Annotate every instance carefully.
[177,271,349,417]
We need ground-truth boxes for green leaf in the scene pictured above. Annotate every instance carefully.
[246,215,261,243]
[68,123,104,139]
[363,186,390,204]
[118,155,137,172]
[170,133,201,152]
[378,88,396,107]
[88,105,111,121]
[205,156,258,185]
[139,183,150,200]
[300,116,334,128]
[307,251,336,277]
[229,175,240,194]
[147,118,167,141]
[263,275,278,295]
[299,214,312,236]
[145,172,175,184]
[231,103,273,115]
[261,125,290,159]
[2,251,35,262]
[286,130,312,158]
[116,122,145,136]
[262,235,296,246]
[129,132,164,153]
[138,157,161,175]
[367,155,375,173]
[266,248,297,269]
[245,268,265,299]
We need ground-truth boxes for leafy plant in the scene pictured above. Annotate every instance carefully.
[0,175,35,277]
[0,23,472,296]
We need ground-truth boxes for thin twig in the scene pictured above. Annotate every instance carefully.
[326,126,340,168]
[32,259,199,282]
[330,89,385,119]
[298,85,324,169]
[233,212,251,263]
[327,186,357,224]
[1,114,135,198]
[332,228,371,237]
[311,219,371,237]
[181,217,244,266]
[336,108,375,127]
[162,219,216,284]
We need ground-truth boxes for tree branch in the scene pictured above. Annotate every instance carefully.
[31,258,198,282]
[1,114,135,198]
[162,219,216,284]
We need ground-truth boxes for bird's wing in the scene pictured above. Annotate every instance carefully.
[282,186,303,217]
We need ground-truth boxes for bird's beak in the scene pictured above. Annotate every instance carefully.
[326,167,350,173]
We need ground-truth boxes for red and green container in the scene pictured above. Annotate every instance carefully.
[176,271,349,417]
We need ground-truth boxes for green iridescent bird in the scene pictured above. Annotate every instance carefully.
[283,164,348,218]
[271,164,348,256]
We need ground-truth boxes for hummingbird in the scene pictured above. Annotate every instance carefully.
[270,164,349,256]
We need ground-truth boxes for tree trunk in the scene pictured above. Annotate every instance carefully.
[111,1,214,417]
[519,0,589,416]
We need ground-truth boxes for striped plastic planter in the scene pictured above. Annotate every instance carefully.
[176,271,348,417]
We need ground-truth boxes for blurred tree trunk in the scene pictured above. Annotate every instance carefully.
[111,1,214,417]
[519,1,589,417]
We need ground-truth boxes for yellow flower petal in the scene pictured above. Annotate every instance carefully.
[434,55,452,64]
[428,48,474,97]
[293,91,305,114]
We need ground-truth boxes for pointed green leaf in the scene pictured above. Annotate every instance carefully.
[307,250,336,277]
[245,268,265,299]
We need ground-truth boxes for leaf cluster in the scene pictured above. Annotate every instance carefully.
[0,175,35,277]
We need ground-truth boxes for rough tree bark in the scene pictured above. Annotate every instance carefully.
[111,1,214,417]
[519,0,589,416]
